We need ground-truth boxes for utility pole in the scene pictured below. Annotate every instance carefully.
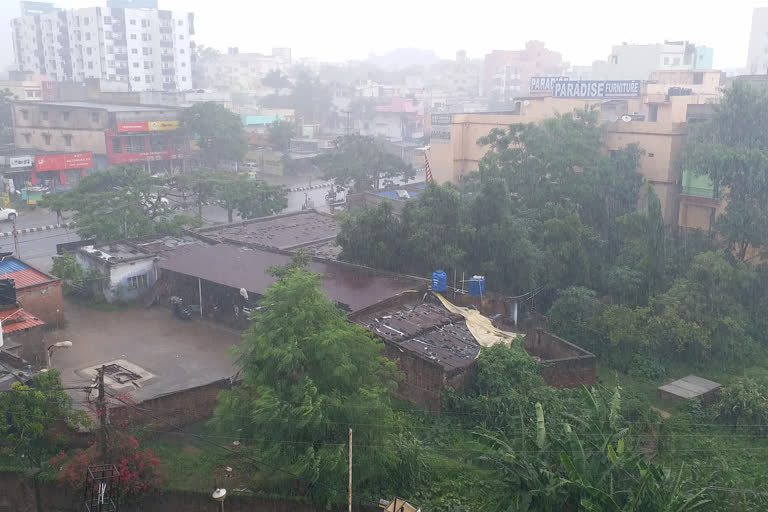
[12,218,20,259]
[97,365,107,462]
[348,428,352,512]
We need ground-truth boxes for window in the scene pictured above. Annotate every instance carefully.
[106,45,113,53]
[664,57,669,65]
[133,62,139,68]
[132,48,138,54]
[42,111,48,121]
[85,32,91,41]
[104,16,112,24]
[130,34,137,40]
[693,72,704,85]
[86,47,92,56]
[21,110,28,121]
[182,76,187,82]
[181,62,186,67]
[133,76,141,82]
[179,48,185,54]
[127,274,148,290]
[88,62,94,69]
[143,47,152,55]
[109,74,116,80]
[179,34,184,40]
[672,57,680,66]
[91,112,99,122]
[112,137,122,153]
[144,61,152,69]
[178,19,183,25]
[25,91,34,98]
[648,153,655,157]
[125,136,144,152]
[145,75,152,83]
[62,111,70,121]
[648,104,658,122]
[63,134,72,146]
[129,19,136,25]
[141,19,149,28]
[43,134,51,144]
[108,60,115,67]
[142,34,151,41]
[23,134,31,143]
[83,17,89,25]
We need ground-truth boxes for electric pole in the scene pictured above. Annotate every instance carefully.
[12,218,20,259]
[97,365,107,462]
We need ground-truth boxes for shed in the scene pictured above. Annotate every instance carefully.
[657,375,722,404]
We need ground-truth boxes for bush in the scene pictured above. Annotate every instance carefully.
[627,354,667,380]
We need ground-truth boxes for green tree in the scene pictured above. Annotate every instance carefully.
[266,119,295,153]
[211,174,287,222]
[292,71,332,126]
[211,260,402,507]
[49,166,199,241]
[262,69,292,95]
[181,102,248,165]
[315,134,414,192]
[547,287,602,349]
[0,370,87,466]
[681,81,768,260]
[336,201,405,271]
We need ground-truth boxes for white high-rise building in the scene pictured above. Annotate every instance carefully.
[747,8,768,75]
[11,5,193,92]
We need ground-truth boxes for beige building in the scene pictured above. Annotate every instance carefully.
[429,71,724,226]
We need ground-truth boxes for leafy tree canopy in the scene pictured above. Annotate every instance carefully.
[181,102,248,164]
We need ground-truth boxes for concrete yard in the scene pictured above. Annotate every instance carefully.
[52,299,241,403]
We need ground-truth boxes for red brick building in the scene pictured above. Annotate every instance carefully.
[0,259,64,327]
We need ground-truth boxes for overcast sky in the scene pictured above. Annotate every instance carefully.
[0,0,761,71]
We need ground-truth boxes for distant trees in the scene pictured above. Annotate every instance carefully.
[262,69,292,95]
[314,134,414,192]
[181,102,248,164]
[266,119,295,153]
[210,174,287,222]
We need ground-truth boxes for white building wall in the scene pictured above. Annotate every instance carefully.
[11,6,193,92]
[747,8,768,74]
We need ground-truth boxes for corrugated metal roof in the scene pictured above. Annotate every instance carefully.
[1,308,45,333]
[1,268,56,288]
[658,375,721,399]
[243,115,282,126]
[157,244,423,313]
[0,259,29,274]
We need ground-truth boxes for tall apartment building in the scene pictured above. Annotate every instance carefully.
[747,8,768,75]
[11,5,193,92]
[196,47,292,94]
[482,41,565,103]
[592,41,713,80]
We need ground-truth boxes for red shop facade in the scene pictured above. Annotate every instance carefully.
[32,152,93,188]
[106,122,190,173]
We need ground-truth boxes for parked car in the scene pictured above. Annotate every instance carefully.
[0,208,17,221]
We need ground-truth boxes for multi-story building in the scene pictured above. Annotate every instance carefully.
[196,48,291,94]
[428,70,724,227]
[592,41,713,81]
[747,8,768,75]
[11,5,193,92]
[482,41,566,103]
[8,100,188,189]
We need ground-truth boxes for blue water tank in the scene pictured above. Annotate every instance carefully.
[468,275,485,296]
[431,270,447,292]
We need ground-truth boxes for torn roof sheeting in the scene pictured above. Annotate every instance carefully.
[433,292,521,347]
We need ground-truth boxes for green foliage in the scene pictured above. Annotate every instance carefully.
[714,378,768,434]
[0,370,88,466]
[266,119,295,153]
[262,69,292,95]
[314,134,415,192]
[211,260,405,507]
[209,173,287,222]
[336,202,405,271]
[547,286,602,349]
[44,165,200,241]
[181,102,248,163]
[681,81,768,260]
[51,251,103,287]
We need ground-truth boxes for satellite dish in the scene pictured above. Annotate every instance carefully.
[621,115,632,123]
[523,100,530,106]
[212,488,227,501]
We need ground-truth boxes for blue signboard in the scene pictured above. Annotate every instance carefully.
[552,80,641,99]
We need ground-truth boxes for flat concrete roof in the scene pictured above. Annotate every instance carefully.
[19,101,175,112]
[196,210,340,251]
[658,375,721,399]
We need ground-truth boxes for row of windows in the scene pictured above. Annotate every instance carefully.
[22,133,72,146]
[20,110,99,123]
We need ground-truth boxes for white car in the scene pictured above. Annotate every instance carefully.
[0,208,17,221]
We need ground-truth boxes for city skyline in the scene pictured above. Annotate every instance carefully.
[0,0,761,73]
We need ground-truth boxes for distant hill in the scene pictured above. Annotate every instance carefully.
[368,48,441,71]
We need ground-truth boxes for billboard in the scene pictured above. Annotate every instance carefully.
[430,113,452,143]
[552,80,641,99]
[117,121,179,133]
[529,76,568,93]
[35,153,93,171]
[9,156,33,168]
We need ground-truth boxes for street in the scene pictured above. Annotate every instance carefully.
[0,227,81,272]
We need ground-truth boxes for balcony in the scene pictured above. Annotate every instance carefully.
[160,41,173,48]
[159,27,172,34]
[161,55,174,62]
[162,68,175,75]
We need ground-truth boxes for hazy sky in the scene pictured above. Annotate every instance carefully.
[0,0,762,71]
